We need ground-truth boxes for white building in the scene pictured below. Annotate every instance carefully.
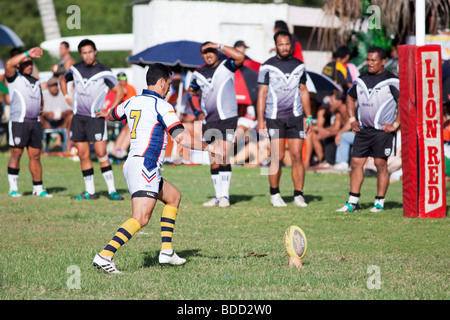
[40,0,341,92]
[130,0,341,91]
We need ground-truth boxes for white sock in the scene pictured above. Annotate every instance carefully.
[374,197,385,208]
[8,174,19,191]
[211,174,221,199]
[219,171,232,198]
[102,168,116,194]
[83,174,95,195]
[33,184,43,195]
[348,193,360,204]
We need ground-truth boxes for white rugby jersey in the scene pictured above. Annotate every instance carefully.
[7,72,41,122]
[348,70,399,130]
[112,89,183,169]
[65,61,118,117]
[257,56,307,119]
[189,58,239,122]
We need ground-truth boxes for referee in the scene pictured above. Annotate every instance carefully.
[336,47,400,213]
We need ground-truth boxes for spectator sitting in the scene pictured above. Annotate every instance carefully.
[310,92,346,167]
[109,72,137,160]
[40,76,73,152]
[332,91,353,171]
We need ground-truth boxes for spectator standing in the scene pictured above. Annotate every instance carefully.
[110,72,137,160]
[60,39,125,201]
[336,47,400,213]
[5,47,52,198]
[234,40,261,72]
[257,30,312,207]
[273,20,304,62]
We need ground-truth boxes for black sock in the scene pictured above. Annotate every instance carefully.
[294,190,303,197]
[270,187,280,195]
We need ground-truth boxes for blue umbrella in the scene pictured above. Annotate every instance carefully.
[127,40,205,69]
[306,71,343,94]
[0,25,24,47]
[306,71,343,103]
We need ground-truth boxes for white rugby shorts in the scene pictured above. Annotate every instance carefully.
[123,156,162,199]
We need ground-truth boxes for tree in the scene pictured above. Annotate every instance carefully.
[321,0,450,50]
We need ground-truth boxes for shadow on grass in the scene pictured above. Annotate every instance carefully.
[359,201,403,210]
[230,194,265,204]
[201,194,266,205]
[142,249,201,268]
[142,249,202,268]
[96,189,129,199]
[22,186,67,196]
[283,194,323,204]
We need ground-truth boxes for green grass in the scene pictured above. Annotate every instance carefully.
[0,152,448,300]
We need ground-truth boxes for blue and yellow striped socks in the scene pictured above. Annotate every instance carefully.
[100,218,141,258]
[161,205,178,251]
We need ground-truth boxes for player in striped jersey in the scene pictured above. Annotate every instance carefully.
[336,47,400,213]
[93,63,222,273]
[5,47,52,198]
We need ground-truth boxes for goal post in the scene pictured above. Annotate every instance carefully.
[398,44,447,218]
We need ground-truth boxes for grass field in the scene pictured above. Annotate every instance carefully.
[0,152,448,301]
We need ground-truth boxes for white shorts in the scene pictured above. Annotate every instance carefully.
[123,156,162,199]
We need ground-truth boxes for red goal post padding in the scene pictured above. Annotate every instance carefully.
[399,44,447,218]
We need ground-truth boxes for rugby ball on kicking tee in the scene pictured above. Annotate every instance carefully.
[284,225,307,259]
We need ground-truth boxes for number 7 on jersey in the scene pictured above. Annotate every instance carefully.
[130,110,141,139]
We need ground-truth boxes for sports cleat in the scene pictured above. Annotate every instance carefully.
[293,195,308,207]
[33,190,53,198]
[370,204,384,213]
[336,202,361,213]
[203,197,219,207]
[218,196,230,207]
[9,190,22,198]
[93,254,123,274]
[73,191,99,200]
[159,249,186,266]
[109,191,124,201]
[270,193,287,207]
